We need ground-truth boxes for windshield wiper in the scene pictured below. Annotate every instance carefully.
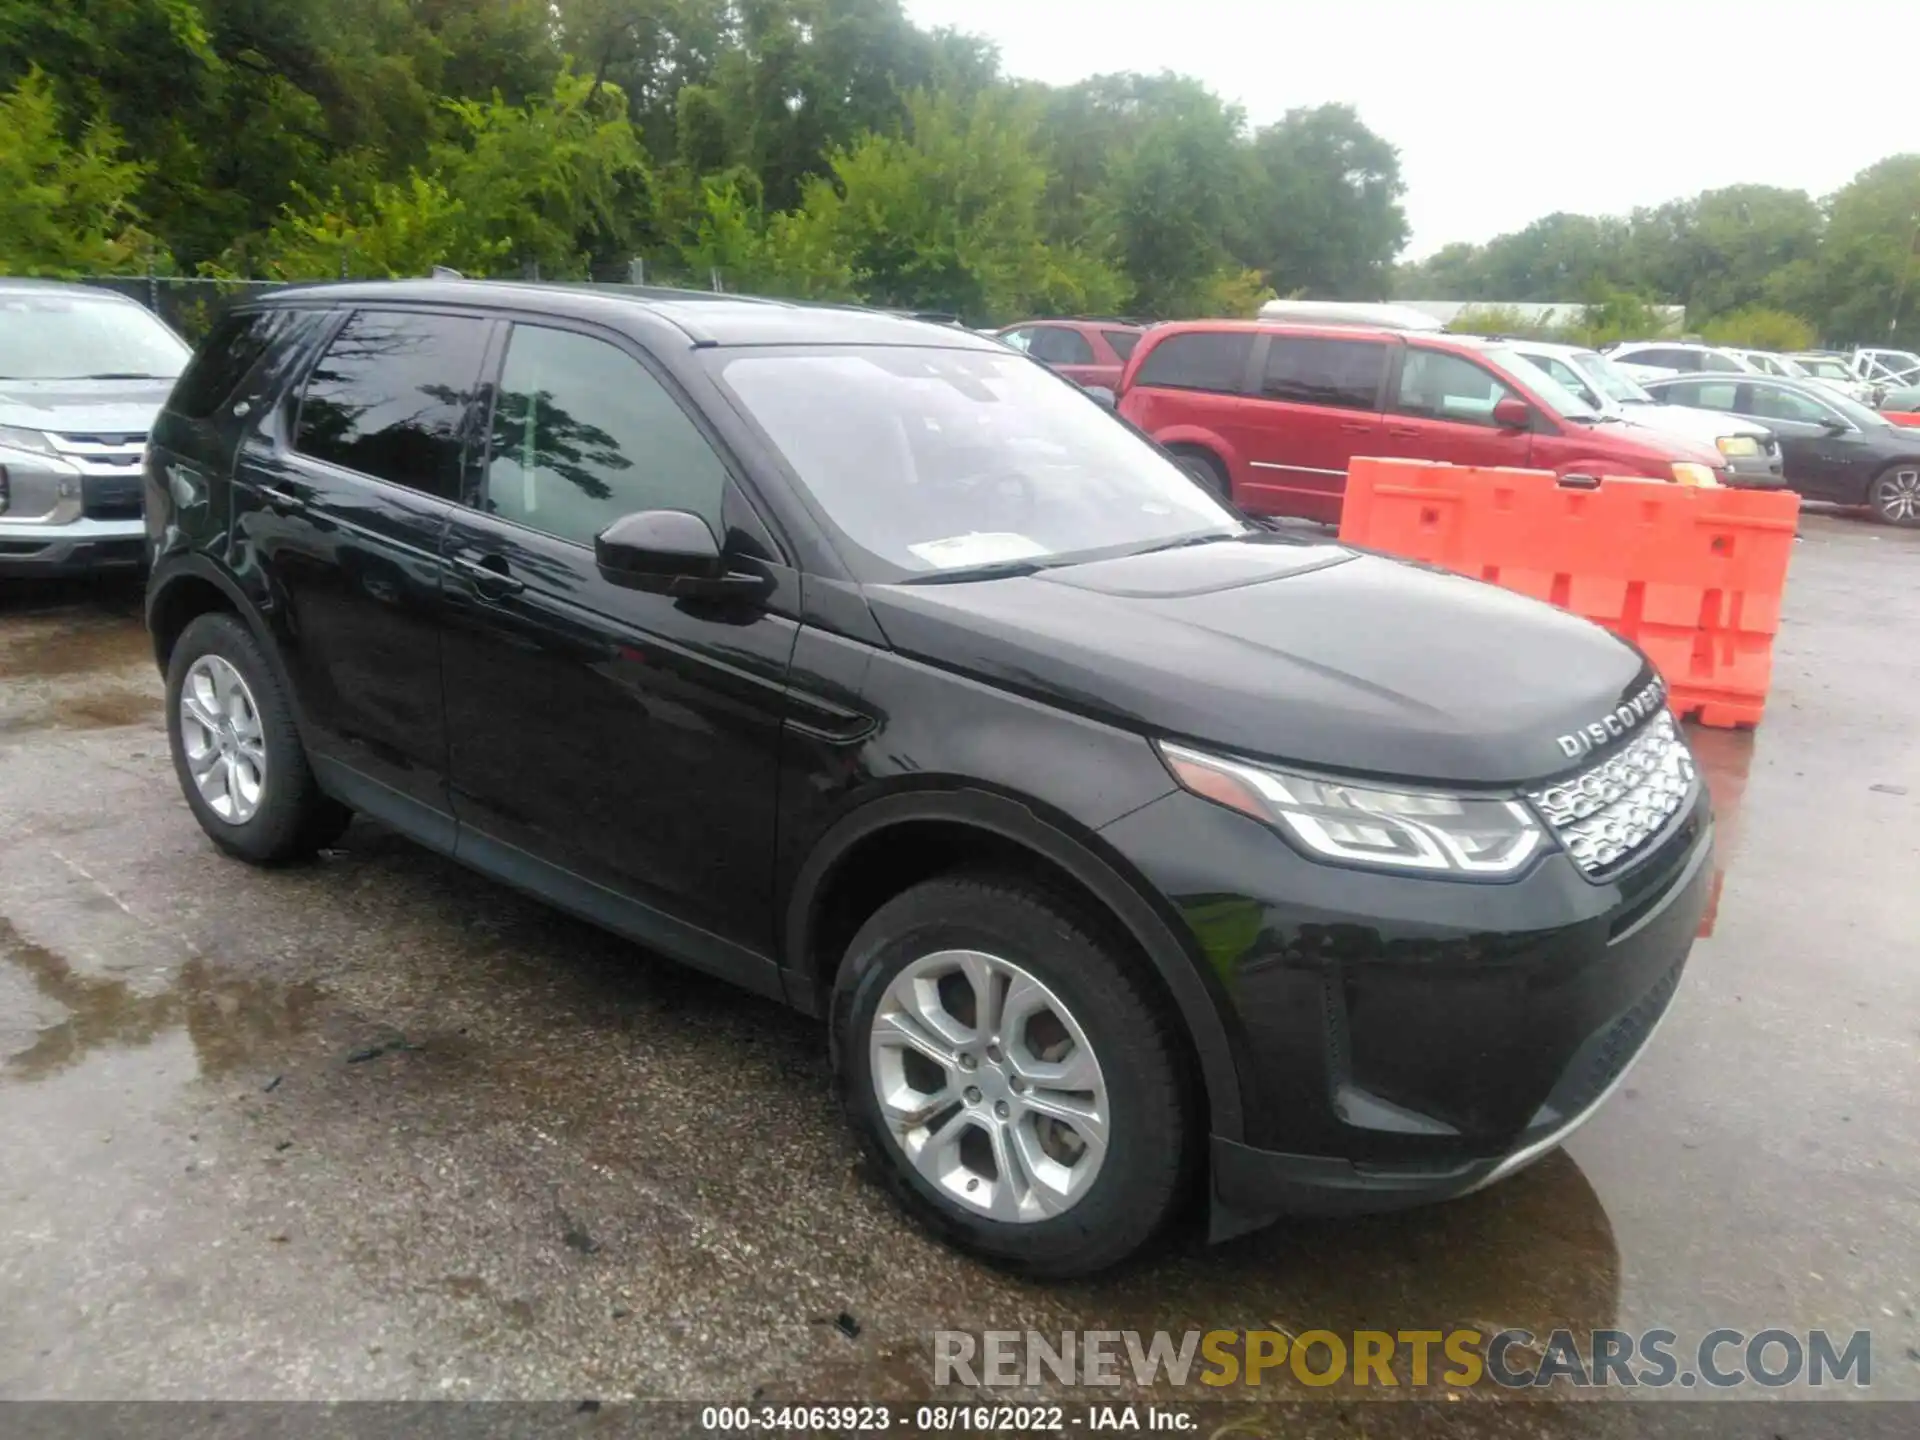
[902,558,1058,584]
[1117,529,1243,559]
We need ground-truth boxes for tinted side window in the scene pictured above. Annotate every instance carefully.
[295,310,487,497]
[1662,380,1740,411]
[1628,348,1692,370]
[1394,349,1516,426]
[1699,352,1745,373]
[483,324,729,545]
[1104,330,1141,360]
[1029,327,1096,365]
[1132,333,1254,394]
[1261,336,1388,411]
[1745,385,1836,424]
[170,309,296,419]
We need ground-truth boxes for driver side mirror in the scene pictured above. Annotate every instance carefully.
[1492,396,1533,430]
[1083,384,1117,411]
[1821,418,1851,436]
[595,510,765,600]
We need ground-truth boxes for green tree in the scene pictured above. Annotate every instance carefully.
[0,69,154,273]
[1241,104,1407,299]
[1698,307,1817,352]
[1808,156,1920,347]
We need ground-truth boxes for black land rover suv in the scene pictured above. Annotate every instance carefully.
[144,281,1712,1277]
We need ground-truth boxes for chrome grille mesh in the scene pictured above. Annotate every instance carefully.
[1528,713,1696,874]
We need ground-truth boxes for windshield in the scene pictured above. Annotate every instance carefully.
[1481,346,1601,419]
[0,292,190,381]
[1572,351,1654,404]
[711,346,1243,579]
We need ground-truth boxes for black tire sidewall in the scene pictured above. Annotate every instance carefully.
[165,612,322,863]
[833,878,1189,1274]
[1174,449,1229,500]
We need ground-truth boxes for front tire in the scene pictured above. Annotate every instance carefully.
[1869,464,1920,527]
[165,612,351,864]
[832,874,1193,1277]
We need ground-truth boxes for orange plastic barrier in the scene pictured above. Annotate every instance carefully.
[1339,458,1802,729]
[1883,410,1920,428]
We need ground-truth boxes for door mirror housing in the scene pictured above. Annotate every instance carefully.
[1820,418,1852,436]
[1083,384,1118,411]
[1492,396,1533,430]
[594,510,764,599]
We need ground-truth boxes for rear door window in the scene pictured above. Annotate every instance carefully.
[170,309,298,419]
[1260,336,1389,410]
[294,310,490,498]
[1028,327,1096,365]
[1131,333,1254,394]
[1661,380,1740,411]
[1393,349,1517,426]
[1103,330,1141,360]
[1627,347,1695,370]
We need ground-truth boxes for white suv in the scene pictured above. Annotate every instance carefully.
[1602,342,1758,382]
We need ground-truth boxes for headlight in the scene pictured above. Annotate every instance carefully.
[0,425,55,456]
[1671,461,1721,488]
[1715,435,1761,458]
[1157,742,1545,877]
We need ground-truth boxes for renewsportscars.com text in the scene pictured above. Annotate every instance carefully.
[932,1327,1873,1390]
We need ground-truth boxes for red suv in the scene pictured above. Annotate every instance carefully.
[996,318,1145,391]
[1117,322,1729,522]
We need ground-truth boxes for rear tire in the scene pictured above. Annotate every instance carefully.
[1868,464,1920,527]
[1169,446,1230,501]
[832,873,1193,1277]
[165,612,352,864]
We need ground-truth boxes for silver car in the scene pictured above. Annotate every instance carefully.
[0,280,190,577]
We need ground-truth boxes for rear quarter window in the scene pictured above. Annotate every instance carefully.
[1131,332,1253,394]
[1103,330,1141,360]
[168,309,297,420]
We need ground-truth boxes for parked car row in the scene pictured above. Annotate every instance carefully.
[993,307,1920,528]
[1603,340,1917,409]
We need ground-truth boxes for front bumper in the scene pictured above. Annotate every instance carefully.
[0,516,148,577]
[1098,772,1713,1236]
[1721,455,1788,488]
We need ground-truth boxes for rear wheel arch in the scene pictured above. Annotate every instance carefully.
[786,788,1247,1143]
[148,558,311,739]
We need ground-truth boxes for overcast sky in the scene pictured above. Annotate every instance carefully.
[903,0,1918,257]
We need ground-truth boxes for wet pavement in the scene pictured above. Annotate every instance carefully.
[1,513,1917,1405]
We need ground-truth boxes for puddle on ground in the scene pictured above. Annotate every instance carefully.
[0,914,325,1085]
[1683,723,1755,939]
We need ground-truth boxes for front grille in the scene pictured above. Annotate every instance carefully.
[48,430,147,479]
[82,474,144,520]
[1527,712,1697,875]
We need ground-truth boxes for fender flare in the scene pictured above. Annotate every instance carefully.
[146,553,310,736]
[785,786,1247,1142]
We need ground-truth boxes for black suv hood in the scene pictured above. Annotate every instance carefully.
[865,537,1653,786]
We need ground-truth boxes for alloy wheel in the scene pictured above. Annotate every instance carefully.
[868,949,1109,1223]
[1875,468,1920,523]
[179,655,268,824]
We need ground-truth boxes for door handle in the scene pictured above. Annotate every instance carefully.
[1385,426,1421,438]
[1339,421,1373,434]
[451,553,526,596]
[258,485,305,512]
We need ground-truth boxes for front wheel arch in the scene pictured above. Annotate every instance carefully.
[784,787,1248,1145]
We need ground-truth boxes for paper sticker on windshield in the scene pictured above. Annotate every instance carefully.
[907,532,1050,569]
